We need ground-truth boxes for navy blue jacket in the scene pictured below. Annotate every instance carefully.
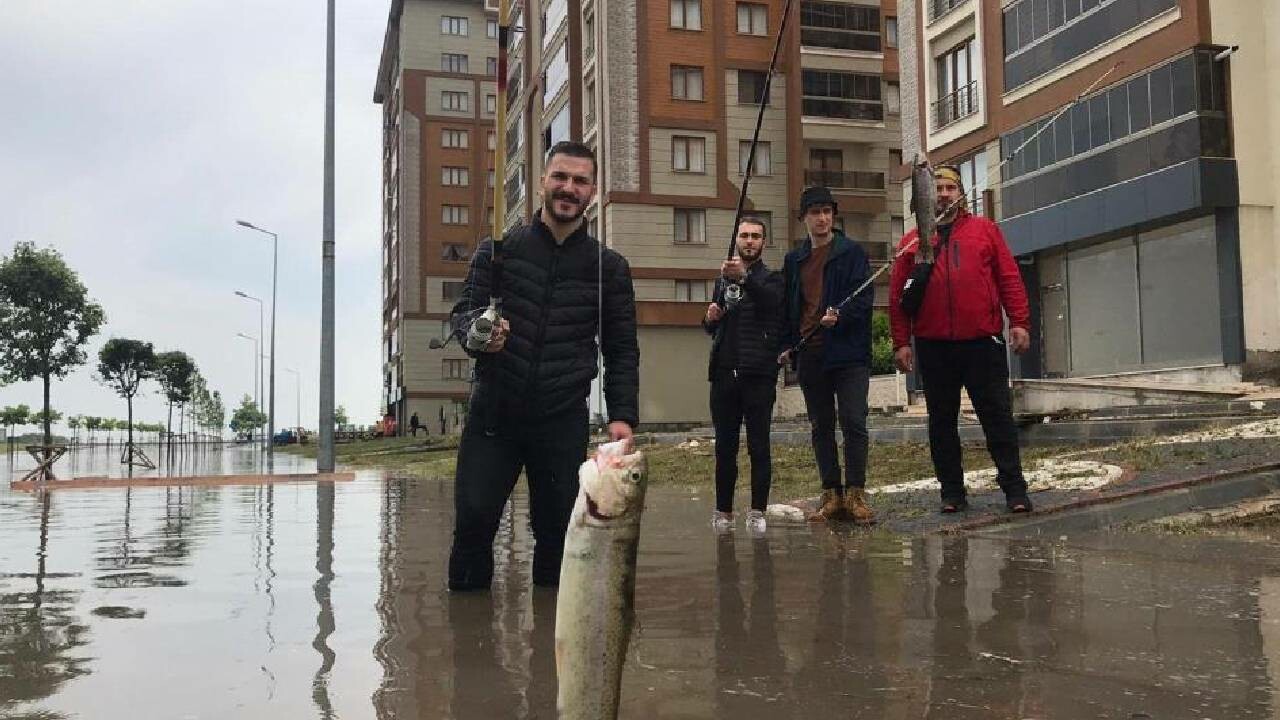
[780,230,873,369]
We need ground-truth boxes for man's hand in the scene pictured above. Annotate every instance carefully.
[1009,327,1030,354]
[607,421,634,451]
[819,307,839,328]
[777,349,792,366]
[894,346,913,373]
[721,257,745,282]
[705,303,723,324]
[482,318,510,353]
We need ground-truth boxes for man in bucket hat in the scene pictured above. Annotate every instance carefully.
[888,165,1033,514]
[778,186,876,524]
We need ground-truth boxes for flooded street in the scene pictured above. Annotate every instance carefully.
[3,446,1280,718]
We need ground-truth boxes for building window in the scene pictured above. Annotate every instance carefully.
[802,70,883,121]
[543,0,568,46]
[487,57,498,76]
[889,148,903,167]
[738,141,771,175]
[585,80,597,127]
[933,38,977,127]
[443,358,470,380]
[738,70,769,105]
[546,104,571,150]
[890,215,904,241]
[487,169,495,188]
[441,91,470,112]
[487,132,496,150]
[670,0,703,30]
[442,167,470,186]
[442,243,471,262]
[487,19,499,38]
[673,208,706,244]
[736,2,767,34]
[544,42,570,105]
[442,205,470,224]
[672,136,706,173]
[800,2,880,52]
[675,280,711,302]
[442,129,469,148]
[442,281,466,301]
[886,81,901,114]
[671,66,704,101]
[441,16,469,35]
[885,16,898,48]
[486,94,497,114]
[441,53,468,73]
[584,13,596,59]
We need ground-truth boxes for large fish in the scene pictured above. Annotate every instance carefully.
[555,442,648,720]
[910,155,937,262]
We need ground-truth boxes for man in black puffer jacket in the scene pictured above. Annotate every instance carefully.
[447,142,639,592]
[703,216,784,535]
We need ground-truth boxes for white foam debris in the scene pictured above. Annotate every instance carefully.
[867,459,1123,495]
[1154,417,1280,445]
[765,503,807,522]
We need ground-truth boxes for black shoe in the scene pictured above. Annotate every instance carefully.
[1006,495,1033,513]
[940,497,969,514]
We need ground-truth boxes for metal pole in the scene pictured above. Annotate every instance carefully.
[268,230,277,470]
[235,291,266,452]
[318,0,336,473]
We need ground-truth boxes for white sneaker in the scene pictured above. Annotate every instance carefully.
[745,509,767,534]
[711,511,734,533]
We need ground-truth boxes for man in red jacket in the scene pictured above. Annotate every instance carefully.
[889,165,1033,514]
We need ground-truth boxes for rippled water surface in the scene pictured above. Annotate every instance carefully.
[4,444,1280,719]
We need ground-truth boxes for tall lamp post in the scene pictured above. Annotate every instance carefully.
[318,0,336,473]
[235,333,261,443]
[234,290,266,450]
[236,219,278,469]
[284,368,301,433]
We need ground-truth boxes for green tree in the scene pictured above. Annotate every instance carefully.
[1,404,31,449]
[229,395,267,440]
[83,415,101,445]
[31,408,62,430]
[155,351,197,445]
[0,243,106,447]
[66,415,81,445]
[96,339,158,454]
[871,311,894,376]
[334,405,349,430]
[200,390,226,439]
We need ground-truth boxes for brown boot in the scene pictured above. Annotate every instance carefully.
[844,488,876,525]
[809,489,845,522]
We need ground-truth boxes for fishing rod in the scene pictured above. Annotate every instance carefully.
[785,60,1125,357]
[719,0,798,310]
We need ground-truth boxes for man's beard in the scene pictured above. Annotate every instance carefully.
[544,192,585,223]
[738,246,762,263]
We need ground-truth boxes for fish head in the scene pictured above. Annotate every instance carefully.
[579,447,648,523]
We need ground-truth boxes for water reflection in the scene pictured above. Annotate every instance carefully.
[714,534,787,716]
[312,483,336,719]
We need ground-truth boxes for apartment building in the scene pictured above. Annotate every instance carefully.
[374,0,499,432]
[503,0,904,422]
[898,0,1279,382]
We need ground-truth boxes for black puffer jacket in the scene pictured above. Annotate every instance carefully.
[703,260,785,381]
[450,214,640,427]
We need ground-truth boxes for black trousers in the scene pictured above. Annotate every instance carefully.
[797,349,870,490]
[915,337,1027,501]
[710,372,776,512]
[448,404,589,591]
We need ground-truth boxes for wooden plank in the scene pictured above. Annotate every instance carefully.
[9,472,356,492]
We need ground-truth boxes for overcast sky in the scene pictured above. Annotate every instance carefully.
[0,0,392,433]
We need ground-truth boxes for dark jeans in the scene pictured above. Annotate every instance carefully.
[448,404,589,591]
[797,349,870,490]
[915,337,1027,502]
[710,372,777,512]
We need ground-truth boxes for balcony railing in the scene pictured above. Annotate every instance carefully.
[803,169,886,192]
[929,0,966,22]
[800,27,881,52]
[802,97,884,122]
[932,81,979,128]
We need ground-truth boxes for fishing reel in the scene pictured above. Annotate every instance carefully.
[721,282,743,310]
[464,302,502,351]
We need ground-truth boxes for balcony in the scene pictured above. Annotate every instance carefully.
[929,0,966,23]
[800,27,880,52]
[802,98,884,122]
[932,81,979,129]
[804,169,885,192]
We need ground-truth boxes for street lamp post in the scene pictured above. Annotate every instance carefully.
[235,333,261,443]
[284,368,301,432]
[236,220,278,470]
[234,290,266,450]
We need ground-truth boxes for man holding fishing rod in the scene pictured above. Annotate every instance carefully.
[889,165,1032,514]
[778,186,876,524]
[447,141,640,592]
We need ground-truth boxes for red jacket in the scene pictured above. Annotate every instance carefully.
[888,211,1030,349]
